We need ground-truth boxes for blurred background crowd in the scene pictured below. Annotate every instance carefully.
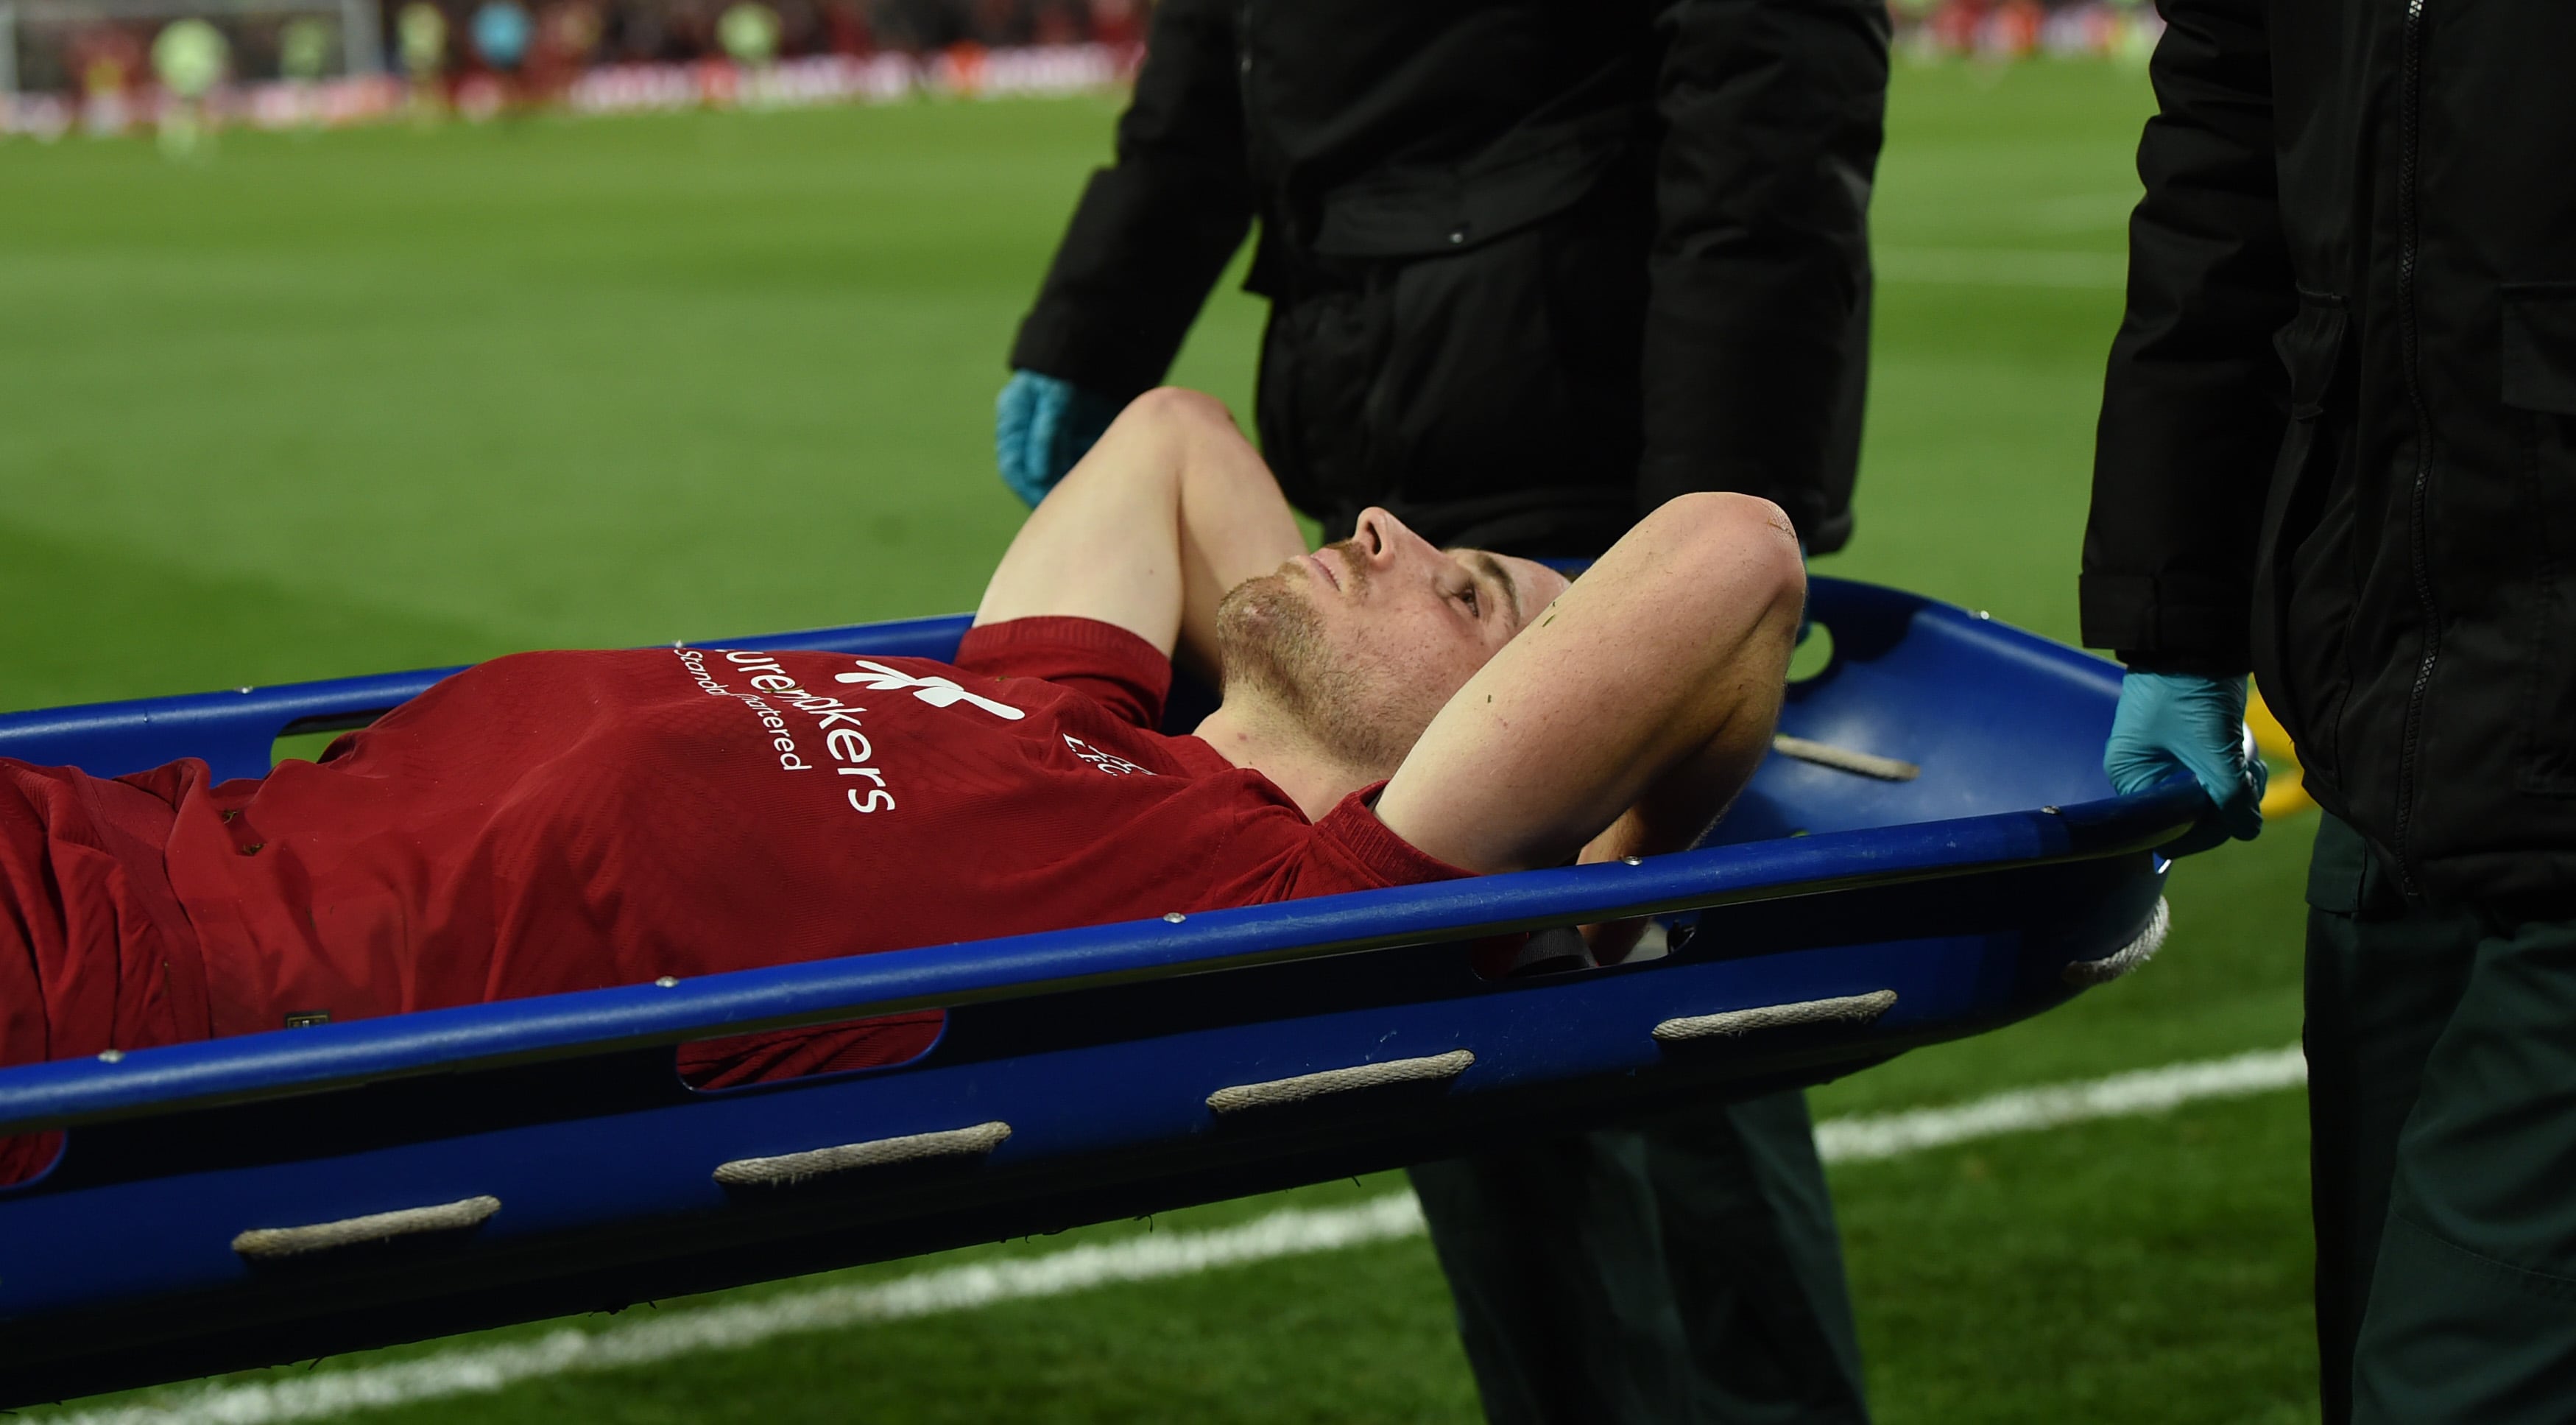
[1,0,2156,141]
[0,0,1145,138]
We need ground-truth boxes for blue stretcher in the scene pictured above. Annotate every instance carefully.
[0,577,2195,1406]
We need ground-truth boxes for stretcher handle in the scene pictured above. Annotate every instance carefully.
[0,616,977,783]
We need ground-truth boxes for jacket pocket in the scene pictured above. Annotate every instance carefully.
[2251,292,2356,770]
[2499,283,2576,794]
[1269,155,1651,527]
[1369,219,1603,507]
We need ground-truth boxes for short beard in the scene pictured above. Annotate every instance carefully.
[1213,567,1415,776]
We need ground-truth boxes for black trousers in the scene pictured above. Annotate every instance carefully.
[1408,1088,1870,1425]
[2305,814,2576,1422]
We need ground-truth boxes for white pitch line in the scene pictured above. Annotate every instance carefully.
[1813,1044,2307,1164]
[49,1196,1433,1425]
[42,1044,2306,1425]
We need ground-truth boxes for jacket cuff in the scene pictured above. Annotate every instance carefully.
[2078,571,2252,673]
[1006,305,1171,402]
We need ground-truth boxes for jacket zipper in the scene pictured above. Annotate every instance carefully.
[2390,0,2436,896]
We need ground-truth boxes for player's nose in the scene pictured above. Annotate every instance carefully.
[1351,507,1420,570]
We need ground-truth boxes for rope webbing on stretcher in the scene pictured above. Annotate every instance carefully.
[1651,990,1899,1043]
[2061,896,2170,987]
[231,1196,501,1259]
[714,1121,1014,1187]
[1207,1050,1475,1114]
[1771,735,1920,781]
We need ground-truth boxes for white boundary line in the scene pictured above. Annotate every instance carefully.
[1814,1044,2306,1163]
[41,1044,2306,1425]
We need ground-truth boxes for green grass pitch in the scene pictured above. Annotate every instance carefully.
[0,60,2322,1423]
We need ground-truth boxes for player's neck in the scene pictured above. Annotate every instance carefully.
[1192,702,1374,822]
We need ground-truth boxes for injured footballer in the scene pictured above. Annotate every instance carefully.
[0,388,1804,1180]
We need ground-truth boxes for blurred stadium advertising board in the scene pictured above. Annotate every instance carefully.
[1,36,1132,137]
[1,0,2156,142]
[569,42,1130,118]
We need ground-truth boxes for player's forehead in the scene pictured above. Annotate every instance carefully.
[1444,547,1569,628]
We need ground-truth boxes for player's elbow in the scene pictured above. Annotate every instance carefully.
[1122,385,1238,437]
[1059,386,1244,504]
[1648,492,1807,625]
[1094,387,1248,477]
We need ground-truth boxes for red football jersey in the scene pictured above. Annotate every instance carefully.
[144,616,1468,1083]
[0,759,209,1183]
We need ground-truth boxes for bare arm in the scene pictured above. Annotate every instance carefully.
[975,388,1308,672]
[1373,493,1805,876]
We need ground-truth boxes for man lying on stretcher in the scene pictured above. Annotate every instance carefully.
[0,388,1802,1146]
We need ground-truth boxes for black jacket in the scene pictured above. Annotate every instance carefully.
[2083,0,2576,907]
[1009,0,1886,557]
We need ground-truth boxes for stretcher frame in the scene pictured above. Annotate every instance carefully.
[0,576,2198,1405]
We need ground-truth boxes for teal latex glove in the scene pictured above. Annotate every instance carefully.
[995,370,1123,507]
[2105,671,2270,856]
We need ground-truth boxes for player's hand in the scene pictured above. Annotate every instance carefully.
[1579,915,1649,965]
[995,370,1123,507]
[2104,670,2270,856]
[1574,836,1651,964]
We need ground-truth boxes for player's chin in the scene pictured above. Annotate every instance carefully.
[1219,570,1299,622]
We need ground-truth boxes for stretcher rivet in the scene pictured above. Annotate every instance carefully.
[1620,856,1642,866]
[97,1049,124,1063]
[654,976,679,988]
[1162,912,1187,923]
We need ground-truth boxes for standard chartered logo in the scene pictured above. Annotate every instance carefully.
[834,660,1026,720]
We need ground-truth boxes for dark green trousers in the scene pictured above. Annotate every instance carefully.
[1408,1088,1869,1425]
[2305,814,2576,1423]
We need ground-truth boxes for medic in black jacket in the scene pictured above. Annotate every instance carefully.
[2085,1,2576,1418]
[1003,0,1886,557]
[2087,0,2576,907]
[997,4,1888,1423]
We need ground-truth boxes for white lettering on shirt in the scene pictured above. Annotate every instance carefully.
[1063,733,1151,777]
[677,650,814,770]
[676,648,898,811]
[672,651,1033,816]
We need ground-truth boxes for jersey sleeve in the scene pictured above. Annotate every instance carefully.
[953,616,1174,730]
[1302,783,1477,891]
